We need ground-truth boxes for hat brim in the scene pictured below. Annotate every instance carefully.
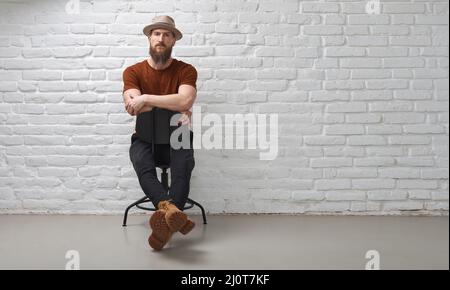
[143,23,182,40]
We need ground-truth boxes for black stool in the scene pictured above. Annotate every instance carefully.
[122,142,207,227]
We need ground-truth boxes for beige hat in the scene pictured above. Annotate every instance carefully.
[143,15,183,40]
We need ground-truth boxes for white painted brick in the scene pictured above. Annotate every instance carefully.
[70,24,95,34]
[53,47,92,58]
[432,191,449,201]
[352,69,391,79]
[256,69,296,80]
[366,80,409,89]
[325,124,365,135]
[348,136,387,146]
[325,146,363,158]
[311,158,352,168]
[337,168,377,178]
[302,3,339,13]
[0,82,18,92]
[398,180,439,189]
[425,202,449,211]
[345,26,369,36]
[348,15,390,25]
[383,201,424,211]
[342,3,366,14]
[367,125,402,135]
[326,191,366,201]
[324,80,364,90]
[22,71,61,81]
[259,0,298,12]
[292,191,324,201]
[368,190,408,201]
[347,113,382,123]
[304,136,346,146]
[379,168,421,179]
[17,104,45,114]
[0,48,21,58]
[306,202,351,213]
[316,179,352,190]
[408,190,432,200]
[416,15,449,25]
[217,0,257,12]
[4,59,43,69]
[326,47,366,57]
[323,36,345,46]
[255,47,293,57]
[391,36,431,46]
[287,14,321,25]
[341,58,382,68]
[326,102,366,113]
[353,179,396,190]
[347,36,388,46]
[383,3,426,14]
[368,47,408,57]
[396,157,435,167]
[303,25,342,35]
[326,69,350,80]
[422,169,449,179]
[389,135,431,145]
[93,1,130,13]
[372,25,409,36]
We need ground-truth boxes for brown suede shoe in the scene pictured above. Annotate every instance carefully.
[158,200,194,233]
[179,218,196,235]
[148,209,173,251]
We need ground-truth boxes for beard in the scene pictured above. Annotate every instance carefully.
[149,44,173,66]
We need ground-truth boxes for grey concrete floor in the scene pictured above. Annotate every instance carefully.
[0,214,448,270]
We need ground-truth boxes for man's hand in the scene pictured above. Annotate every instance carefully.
[178,110,192,126]
[125,96,136,116]
[129,94,147,113]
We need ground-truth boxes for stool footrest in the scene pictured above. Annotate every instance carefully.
[122,197,207,226]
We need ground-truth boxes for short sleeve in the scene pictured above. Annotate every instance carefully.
[180,65,197,89]
[122,66,141,93]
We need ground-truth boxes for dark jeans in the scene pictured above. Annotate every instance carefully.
[129,133,195,210]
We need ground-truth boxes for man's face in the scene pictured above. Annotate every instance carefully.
[148,29,176,65]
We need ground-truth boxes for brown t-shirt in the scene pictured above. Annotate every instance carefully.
[122,58,197,144]
[122,58,197,95]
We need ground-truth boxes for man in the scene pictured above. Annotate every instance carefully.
[122,15,197,251]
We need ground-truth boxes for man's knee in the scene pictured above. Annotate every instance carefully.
[129,144,157,176]
[171,150,195,175]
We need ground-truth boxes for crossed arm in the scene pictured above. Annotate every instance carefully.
[123,84,196,124]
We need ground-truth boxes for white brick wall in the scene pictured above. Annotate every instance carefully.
[0,0,448,215]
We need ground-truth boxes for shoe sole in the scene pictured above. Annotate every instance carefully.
[179,219,195,235]
[166,210,188,232]
[148,210,172,251]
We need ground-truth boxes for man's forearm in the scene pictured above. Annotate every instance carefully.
[143,94,190,112]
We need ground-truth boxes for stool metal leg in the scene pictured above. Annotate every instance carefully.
[122,196,149,227]
[187,198,207,224]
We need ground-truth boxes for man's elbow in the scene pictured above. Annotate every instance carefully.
[180,95,195,111]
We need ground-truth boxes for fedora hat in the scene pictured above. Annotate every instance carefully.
[143,15,183,41]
